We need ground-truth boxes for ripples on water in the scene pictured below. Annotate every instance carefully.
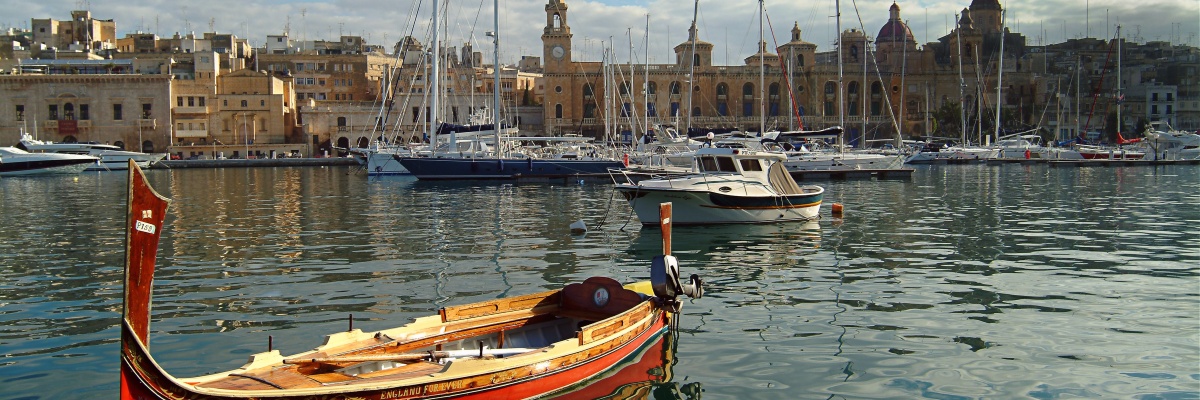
[0,164,1196,399]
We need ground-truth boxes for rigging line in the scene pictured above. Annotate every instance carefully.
[762,8,803,131]
[848,0,903,140]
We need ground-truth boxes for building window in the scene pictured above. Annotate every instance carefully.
[80,104,89,120]
[199,97,205,107]
[241,100,248,107]
[188,97,195,107]
[113,104,122,120]
[64,103,76,120]
[555,103,563,119]
[49,104,59,120]
[177,97,184,107]
[261,100,265,106]
[223,100,228,106]
[15,105,23,121]
[693,107,701,117]
[142,103,152,119]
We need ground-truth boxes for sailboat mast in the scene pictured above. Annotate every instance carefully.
[758,0,765,135]
[836,0,844,150]
[644,13,650,141]
[492,0,501,157]
[1116,25,1122,137]
[993,10,1005,145]
[862,36,868,148]
[898,22,907,148]
[431,0,441,156]
[956,13,966,146]
[686,0,699,134]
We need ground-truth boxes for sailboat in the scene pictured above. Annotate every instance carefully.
[119,159,702,399]
[397,0,622,180]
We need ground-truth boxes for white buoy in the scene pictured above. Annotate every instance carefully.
[569,220,587,235]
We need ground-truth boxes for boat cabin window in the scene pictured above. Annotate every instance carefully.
[739,159,764,171]
[700,156,738,172]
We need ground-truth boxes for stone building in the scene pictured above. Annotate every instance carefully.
[539,0,1043,146]
[0,73,172,152]
[30,11,116,55]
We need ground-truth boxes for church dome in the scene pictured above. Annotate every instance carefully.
[876,2,914,43]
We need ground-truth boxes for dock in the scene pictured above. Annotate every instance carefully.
[789,168,914,181]
[153,157,360,169]
[986,159,1200,167]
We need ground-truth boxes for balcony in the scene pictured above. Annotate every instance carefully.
[175,129,208,138]
[174,106,208,114]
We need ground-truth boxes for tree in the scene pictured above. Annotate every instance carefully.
[1104,110,1119,142]
[929,101,962,140]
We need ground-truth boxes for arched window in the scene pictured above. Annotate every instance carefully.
[692,107,702,117]
[582,84,594,97]
[142,140,154,153]
[848,81,859,95]
[824,82,836,94]
[620,82,630,96]
[555,103,563,119]
[797,54,805,67]
[768,83,780,116]
[693,54,700,66]
[553,14,562,29]
[670,81,681,95]
[742,82,754,97]
[716,83,728,96]
[647,81,657,95]
[871,82,883,95]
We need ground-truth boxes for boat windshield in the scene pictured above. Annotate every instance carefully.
[699,156,738,173]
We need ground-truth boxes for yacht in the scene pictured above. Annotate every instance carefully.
[0,146,98,176]
[17,133,166,171]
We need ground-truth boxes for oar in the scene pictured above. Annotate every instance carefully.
[284,353,444,364]
[284,347,537,364]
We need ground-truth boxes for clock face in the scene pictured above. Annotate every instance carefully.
[551,45,565,60]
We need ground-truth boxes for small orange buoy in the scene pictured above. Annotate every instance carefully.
[831,203,844,218]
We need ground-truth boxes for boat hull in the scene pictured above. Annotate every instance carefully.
[617,186,822,225]
[0,157,95,176]
[121,312,670,400]
[398,156,622,180]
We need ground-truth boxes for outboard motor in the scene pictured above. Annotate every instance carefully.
[651,254,703,312]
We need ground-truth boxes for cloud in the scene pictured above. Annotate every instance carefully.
[5,0,1196,65]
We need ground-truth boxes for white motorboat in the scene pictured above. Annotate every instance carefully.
[614,147,824,225]
[0,146,98,176]
[1138,122,1200,160]
[17,133,166,171]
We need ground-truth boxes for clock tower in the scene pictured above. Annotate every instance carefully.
[542,0,572,73]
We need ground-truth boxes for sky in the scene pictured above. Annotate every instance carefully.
[3,0,1198,65]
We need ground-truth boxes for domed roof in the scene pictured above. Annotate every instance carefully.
[877,21,914,43]
[876,2,914,43]
[970,0,1002,11]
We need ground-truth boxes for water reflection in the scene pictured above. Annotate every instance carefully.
[548,329,703,400]
[2,164,1197,399]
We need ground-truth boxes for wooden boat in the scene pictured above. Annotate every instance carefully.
[118,160,703,399]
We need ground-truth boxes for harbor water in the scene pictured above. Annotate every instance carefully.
[1,164,1197,399]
